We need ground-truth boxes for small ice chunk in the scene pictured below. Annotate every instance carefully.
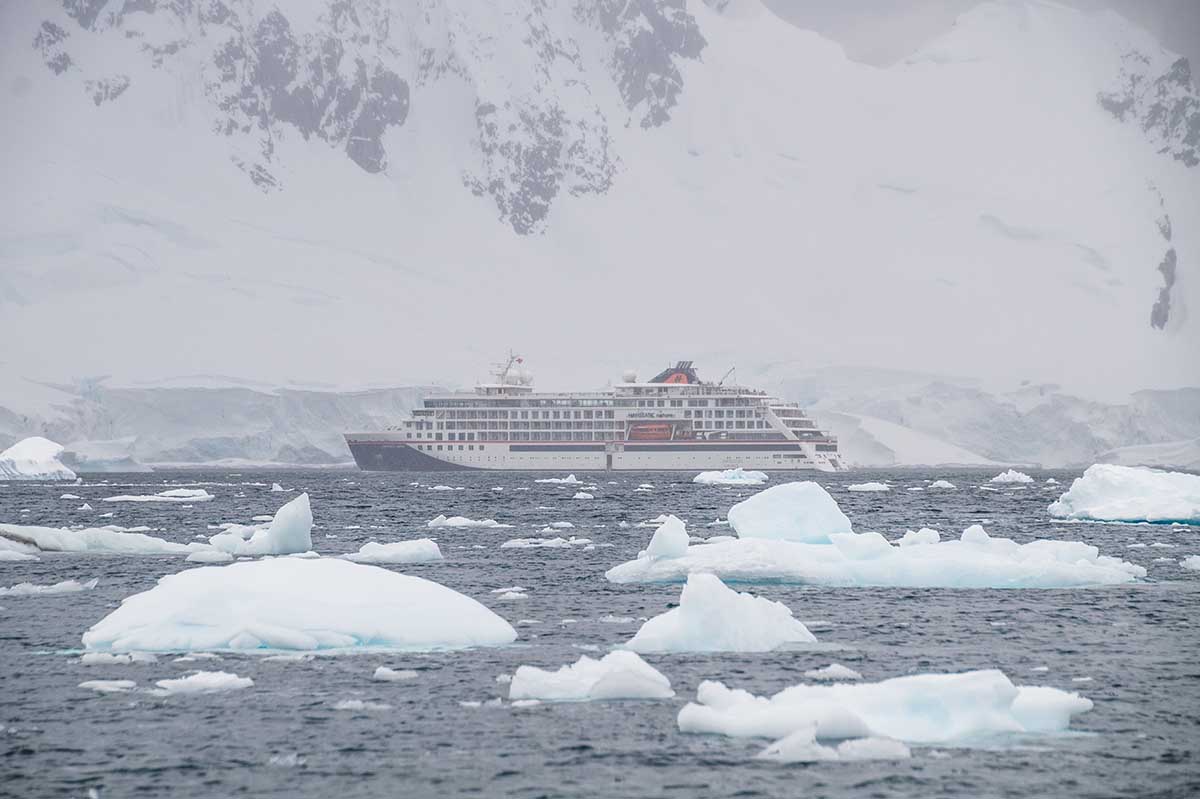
[154,671,253,695]
[81,652,157,665]
[534,475,582,484]
[928,480,956,489]
[641,515,690,559]
[693,468,768,487]
[803,663,862,681]
[271,483,285,492]
[509,651,673,701]
[572,492,594,500]
[79,679,137,693]
[847,482,889,492]
[0,577,98,597]
[333,699,392,711]
[1181,555,1200,571]
[187,550,234,564]
[896,528,940,547]
[103,488,215,503]
[427,515,511,528]
[207,493,313,556]
[990,470,1034,484]
[373,666,418,682]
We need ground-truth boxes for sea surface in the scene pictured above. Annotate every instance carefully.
[1,468,1197,798]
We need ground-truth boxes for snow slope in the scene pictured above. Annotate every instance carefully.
[0,0,1195,403]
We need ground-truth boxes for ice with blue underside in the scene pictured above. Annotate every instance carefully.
[0,437,77,481]
[693,468,769,486]
[625,573,815,653]
[81,558,517,652]
[1048,464,1200,524]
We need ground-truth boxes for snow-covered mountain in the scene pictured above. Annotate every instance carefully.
[1,0,1198,466]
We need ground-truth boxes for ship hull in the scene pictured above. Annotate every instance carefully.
[345,435,840,472]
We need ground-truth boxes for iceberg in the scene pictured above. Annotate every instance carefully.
[208,493,313,556]
[1047,464,1200,524]
[345,539,443,564]
[677,669,1092,744]
[373,666,418,681]
[0,523,200,555]
[0,577,98,596]
[572,491,594,499]
[990,469,1034,484]
[928,480,956,489]
[847,482,889,492]
[427,515,511,528]
[0,437,77,481]
[727,482,853,544]
[605,524,1145,588]
[625,573,816,653]
[693,468,769,487]
[508,651,674,702]
[534,474,582,484]
[103,488,215,503]
[154,671,253,695]
[81,557,518,652]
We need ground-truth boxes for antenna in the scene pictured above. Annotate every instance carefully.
[718,366,736,386]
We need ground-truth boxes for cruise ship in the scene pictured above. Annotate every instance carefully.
[344,357,842,472]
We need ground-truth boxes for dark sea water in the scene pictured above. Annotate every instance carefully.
[1,468,1198,799]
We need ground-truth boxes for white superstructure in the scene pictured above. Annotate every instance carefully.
[345,357,841,472]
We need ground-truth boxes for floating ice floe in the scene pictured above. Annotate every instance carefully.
[0,577,98,597]
[373,666,418,682]
[429,485,464,491]
[678,668,1092,744]
[572,491,594,500]
[500,536,592,549]
[508,651,673,702]
[153,671,253,695]
[606,522,1144,588]
[81,558,517,652]
[271,483,285,492]
[727,482,853,544]
[61,493,81,500]
[1047,464,1200,524]
[625,573,815,653]
[1181,555,1200,571]
[693,468,769,487]
[847,482,889,492]
[103,488,215,503]
[534,474,582,485]
[334,699,392,711]
[0,523,201,555]
[345,539,443,564]
[0,437,77,481]
[0,549,38,562]
[208,494,313,556]
[81,652,157,665]
[641,515,690,559]
[928,480,956,489]
[803,663,862,681]
[990,469,1034,484]
[427,515,511,528]
[80,679,137,693]
[187,550,234,564]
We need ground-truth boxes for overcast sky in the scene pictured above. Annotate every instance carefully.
[763,0,1200,67]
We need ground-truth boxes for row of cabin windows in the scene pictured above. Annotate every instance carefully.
[423,396,760,410]
[414,444,486,452]
[696,420,767,430]
[443,409,618,420]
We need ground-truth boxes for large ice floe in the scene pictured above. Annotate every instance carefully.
[345,539,443,564]
[693,468,769,487]
[153,671,253,695]
[990,469,1034,484]
[727,482,852,544]
[508,651,673,701]
[605,515,1145,588]
[0,437,77,481]
[1048,464,1200,524]
[81,558,517,652]
[207,493,313,556]
[103,488,215,503]
[0,522,202,555]
[625,574,815,653]
[534,474,582,485]
[678,669,1092,745]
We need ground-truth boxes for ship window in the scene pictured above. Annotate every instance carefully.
[458,445,464,451]
[436,445,442,451]
[479,446,485,451]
